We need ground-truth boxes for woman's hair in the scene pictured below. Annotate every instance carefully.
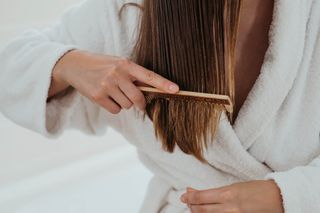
[120,0,242,162]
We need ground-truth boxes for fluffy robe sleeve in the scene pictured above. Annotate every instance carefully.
[0,0,127,137]
[264,22,320,213]
[264,157,320,212]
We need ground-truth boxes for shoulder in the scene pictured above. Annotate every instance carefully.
[98,0,143,56]
[96,0,143,17]
[54,0,143,55]
[60,0,143,28]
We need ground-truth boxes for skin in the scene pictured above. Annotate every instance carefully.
[233,0,275,119]
[49,0,282,212]
[49,50,180,113]
[181,181,283,213]
[181,0,284,213]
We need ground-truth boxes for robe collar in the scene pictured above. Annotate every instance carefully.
[204,0,310,180]
[232,0,308,149]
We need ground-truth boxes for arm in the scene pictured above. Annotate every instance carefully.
[0,0,126,137]
[0,0,179,138]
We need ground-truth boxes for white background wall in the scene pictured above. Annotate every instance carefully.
[0,0,152,212]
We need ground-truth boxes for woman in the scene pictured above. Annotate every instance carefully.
[0,0,319,212]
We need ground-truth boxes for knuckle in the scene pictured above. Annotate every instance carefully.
[225,204,242,213]
[123,102,133,109]
[117,57,132,67]
[131,93,144,103]
[107,64,118,74]
[90,90,104,102]
[193,192,202,203]
[106,69,118,80]
[145,71,155,83]
[100,80,110,89]
[221,188,237,202]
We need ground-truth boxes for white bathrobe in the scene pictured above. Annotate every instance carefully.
[0,0,320,212]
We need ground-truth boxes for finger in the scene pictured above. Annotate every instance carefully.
[119,81,146,110]
[97,97,121,114]
[108,87,133,109]
[181,188,224,205]
[128,64,179,93]
[190,204,236,213]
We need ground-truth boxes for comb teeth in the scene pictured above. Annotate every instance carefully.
[138,86,233,113]
[144,92,228,105]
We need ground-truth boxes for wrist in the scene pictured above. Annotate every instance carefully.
[49,49,81,98]
[53,49,80,86]
[266,180,284,213]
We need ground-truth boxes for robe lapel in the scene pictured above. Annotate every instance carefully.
[233,0,308,149]
[204,0,311,180]
[204,113,272,181]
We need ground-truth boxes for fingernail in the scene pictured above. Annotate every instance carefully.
[169,84,179,92]
[180,195,186,203]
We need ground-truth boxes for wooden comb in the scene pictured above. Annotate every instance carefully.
[137,86,233,113]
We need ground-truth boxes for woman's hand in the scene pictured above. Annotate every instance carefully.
[50,49,179,114]
[180,180,284,213]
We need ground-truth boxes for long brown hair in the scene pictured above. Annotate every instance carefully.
[120,0,242,162]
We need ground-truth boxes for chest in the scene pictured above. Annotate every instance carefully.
[116,0,320,182]
[233,42,268,120]
[233,1,274,120]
